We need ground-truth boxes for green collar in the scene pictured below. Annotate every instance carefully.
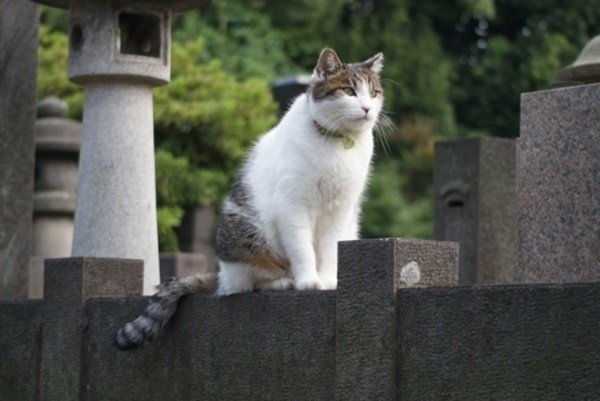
[313,120,356,150]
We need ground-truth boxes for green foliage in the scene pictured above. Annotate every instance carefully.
[173,1,297,80]
[157,206,184,252]
[449,0,600,137]
[154,39,277,173]
[362,161,432,239]
[37,25,83,118]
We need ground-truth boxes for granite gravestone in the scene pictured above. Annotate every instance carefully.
[517,83,599,283]
[434,138,516,284]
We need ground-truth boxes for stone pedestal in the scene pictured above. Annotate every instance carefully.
[517,84,600,282]
[335,238,458,401]
[0,1,39,299]
[434,137,516,284]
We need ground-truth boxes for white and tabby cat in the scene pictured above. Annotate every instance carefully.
[115,48,384,349]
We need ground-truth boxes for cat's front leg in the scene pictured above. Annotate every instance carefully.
[276,214,323,290]
[317,206,359,290]
[316,222,346,290]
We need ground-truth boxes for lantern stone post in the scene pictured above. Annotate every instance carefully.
[31,0,209,294]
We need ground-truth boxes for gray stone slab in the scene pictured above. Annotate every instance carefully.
[41,258,143,401]
[0,300,43,401]
[398,283,600,400]
[517,84,600,283]
[335,239,458,401]
[82,291,337,401]
[0,1,39,299]
[434,137,516,284]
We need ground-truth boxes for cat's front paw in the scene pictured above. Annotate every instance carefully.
[295,277,324,291]
[319,275,337,290]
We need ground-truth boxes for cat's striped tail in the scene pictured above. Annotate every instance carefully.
[114,273,217,350]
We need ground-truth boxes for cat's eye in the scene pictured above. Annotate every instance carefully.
[371,89,382,97]
[342,87,356,96]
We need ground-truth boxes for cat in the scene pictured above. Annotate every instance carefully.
[115,48,384,350]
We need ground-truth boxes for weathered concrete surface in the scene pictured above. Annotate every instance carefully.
[0,300,43,401]
[0,1,39,299]
[517,84,600,283]
[398,283,600,400]
[83,291,337,401]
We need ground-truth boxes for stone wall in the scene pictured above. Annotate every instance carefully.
[1,240,598,401]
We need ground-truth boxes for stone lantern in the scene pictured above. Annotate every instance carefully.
[33,97,80,259]
[555,35,600,84]
[31,0,209,294]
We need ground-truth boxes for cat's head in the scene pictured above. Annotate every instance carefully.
[308,48,384,134]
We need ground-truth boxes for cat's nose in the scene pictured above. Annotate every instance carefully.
[362,106,370,114]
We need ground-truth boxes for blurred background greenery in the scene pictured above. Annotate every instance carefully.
[37,0,600,250]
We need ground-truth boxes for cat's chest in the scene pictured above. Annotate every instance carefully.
[311,154,369,210]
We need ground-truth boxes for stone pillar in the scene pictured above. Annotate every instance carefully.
[28,0,208,295]
[335,238,458,401]
[433,138,516,284]
[33,97,81,259]
[517,83,600,283]
[0,1,39,299]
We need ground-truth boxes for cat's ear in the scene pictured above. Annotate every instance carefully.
[361,52,384,74]
[314,48,343,79]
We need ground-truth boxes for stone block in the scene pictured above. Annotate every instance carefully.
[40,258,143,401]
[159,252,210,281]
[517,84,600,283]
[0,1,39,299]
[82,291,337,401]
[335,239,458,401]
[0,300,43,401]
[398,283,600,400]
[434,137,516,284]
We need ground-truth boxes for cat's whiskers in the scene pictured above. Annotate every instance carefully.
[374,113,395,156]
